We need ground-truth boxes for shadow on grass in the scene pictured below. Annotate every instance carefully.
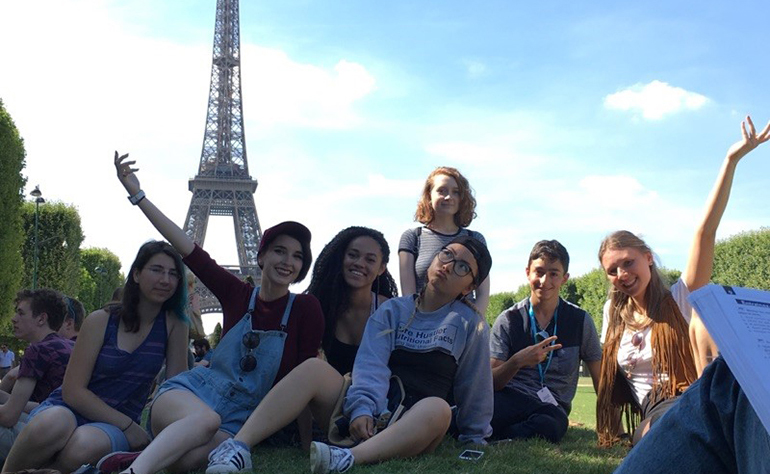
[250,427,628,474]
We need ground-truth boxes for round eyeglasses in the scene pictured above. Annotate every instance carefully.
[240,331,261,372]
[436,248,476,282]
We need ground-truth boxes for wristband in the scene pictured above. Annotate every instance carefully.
[121,419,133,432]
[128,190,146,205]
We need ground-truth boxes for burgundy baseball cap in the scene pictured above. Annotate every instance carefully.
[257,221,312,282]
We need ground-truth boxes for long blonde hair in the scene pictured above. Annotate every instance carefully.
[596,231,697,447]
[598,231,669,329]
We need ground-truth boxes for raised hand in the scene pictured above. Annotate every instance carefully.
[726,116,770,162]
[114,151,141,196]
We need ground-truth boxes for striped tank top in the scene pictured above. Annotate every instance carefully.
[44,307,168,425]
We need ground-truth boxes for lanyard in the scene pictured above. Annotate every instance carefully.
[528,299,558,387]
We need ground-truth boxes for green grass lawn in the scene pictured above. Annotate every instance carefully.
[245,381,628,473]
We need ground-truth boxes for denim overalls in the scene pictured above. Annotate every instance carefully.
[155,286,295,435]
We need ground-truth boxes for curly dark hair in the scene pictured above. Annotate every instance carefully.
[15,288,67,332]
[120,241,188,333]
[306,227,399,352]
[414,166,478,228]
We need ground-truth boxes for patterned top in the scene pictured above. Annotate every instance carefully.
[18,333,74,403]
[398,226,486,293]
[44,308,168,424]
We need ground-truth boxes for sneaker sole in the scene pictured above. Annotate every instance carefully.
[96,451,139,473]
[205,465,251,474]
[309,442,330,474]
[205,444,252,474]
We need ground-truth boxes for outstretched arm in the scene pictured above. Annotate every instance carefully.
[683,116,770,375]
[682,116,770,290]
[114,151,195,257]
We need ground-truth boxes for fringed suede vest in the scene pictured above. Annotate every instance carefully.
[596,294,697,447]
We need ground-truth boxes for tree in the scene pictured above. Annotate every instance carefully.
[570,268,609,333]
[712,228,770,290]
[212,322,223,348]
[0,99,26,324]
[20,201,84,296]
[485,283,532,326]
[78,247,124,313]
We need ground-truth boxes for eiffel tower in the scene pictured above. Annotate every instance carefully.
[184,0,262,314]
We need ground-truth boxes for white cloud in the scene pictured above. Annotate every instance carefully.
[425,141,522,166]
[0,0,380,285]
[462,60,488,79]
[604,80,709,120]
[242,49,377,130]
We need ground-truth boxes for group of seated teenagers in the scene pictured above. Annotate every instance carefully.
[0,116,767,474]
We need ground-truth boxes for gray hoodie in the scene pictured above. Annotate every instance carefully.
[344,296,493,444]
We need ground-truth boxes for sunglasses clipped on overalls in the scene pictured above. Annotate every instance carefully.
[206,286,296,408]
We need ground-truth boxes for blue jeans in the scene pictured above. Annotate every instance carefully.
[615,356,769,473]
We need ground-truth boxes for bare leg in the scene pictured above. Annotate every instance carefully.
[233,358,343,447]
[124,389,221,474]
[166,430,231,473]
[50,425,112,473]
[350,397,451,465]
[2,406,77,472]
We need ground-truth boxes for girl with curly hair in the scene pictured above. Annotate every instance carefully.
[205,236,493,474]
[306,227,399,375]
[399,167,490,314]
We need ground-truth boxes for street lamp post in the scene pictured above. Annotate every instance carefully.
[29,186,46,290]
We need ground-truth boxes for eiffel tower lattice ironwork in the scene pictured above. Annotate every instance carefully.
[184,0,262,314]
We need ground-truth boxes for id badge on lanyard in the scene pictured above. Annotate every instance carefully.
[528,301,559,407]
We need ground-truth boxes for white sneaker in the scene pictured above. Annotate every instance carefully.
[205,438,252,474]
[310,441,354,474]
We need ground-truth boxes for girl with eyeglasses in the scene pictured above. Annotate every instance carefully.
[2,241,191,473]
[399,167,491,315]
[99,153,323,474]
[596,116,770,447]
[204,235,493,474]
[306,227,399,376]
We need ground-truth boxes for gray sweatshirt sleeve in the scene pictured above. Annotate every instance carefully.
[343,302,396,422]
[453,315,493,444]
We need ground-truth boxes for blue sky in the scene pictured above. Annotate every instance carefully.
[2,1,769,331]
